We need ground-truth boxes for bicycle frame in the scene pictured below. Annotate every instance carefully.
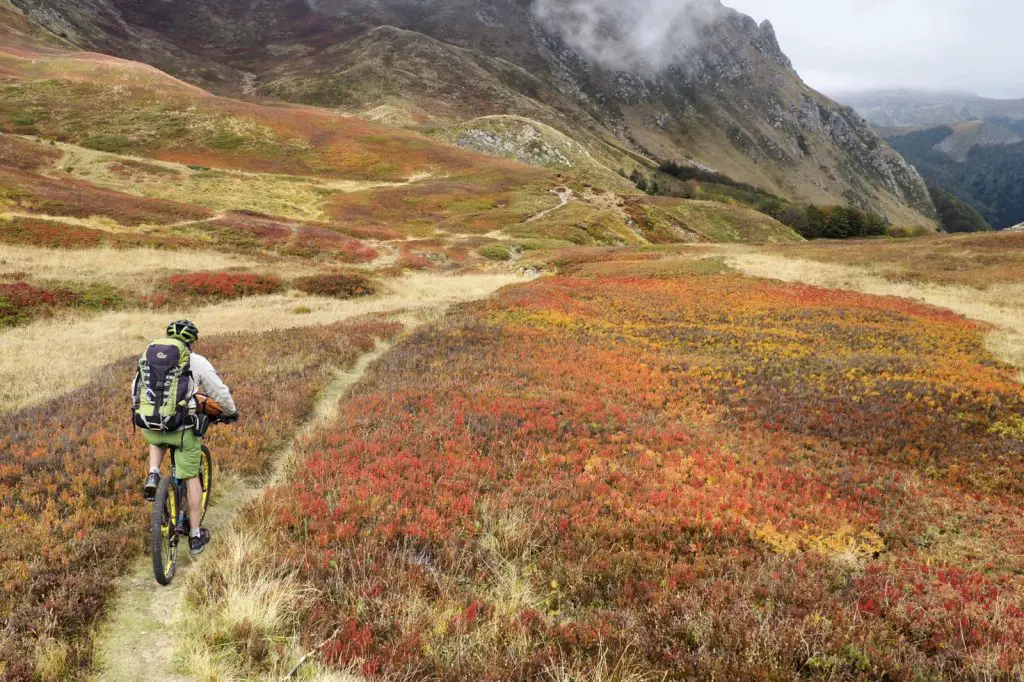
[167,447,190,540]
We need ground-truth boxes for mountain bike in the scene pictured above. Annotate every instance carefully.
[151,441,214,585]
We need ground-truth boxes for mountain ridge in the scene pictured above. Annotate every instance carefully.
[839,88,1024,129]
[8,0,936,229]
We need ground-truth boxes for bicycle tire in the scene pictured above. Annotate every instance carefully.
[151,476,177,586]
[199,445,213,524]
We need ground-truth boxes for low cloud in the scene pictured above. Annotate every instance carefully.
[532,0,724,74]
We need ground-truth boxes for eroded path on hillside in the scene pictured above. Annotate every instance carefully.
[88,274,525,681]
[722,248,1024,381]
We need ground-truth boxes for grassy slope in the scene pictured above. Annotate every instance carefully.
[766,231,1024,290]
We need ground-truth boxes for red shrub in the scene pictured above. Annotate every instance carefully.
[0,281,75,325]
[166,272,282,299]
[0,217,106,248]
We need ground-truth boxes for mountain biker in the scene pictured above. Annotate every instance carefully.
[135,320,238,555]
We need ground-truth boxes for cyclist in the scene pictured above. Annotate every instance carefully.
[135,320,238,555]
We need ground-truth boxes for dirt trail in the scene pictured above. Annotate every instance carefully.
[91,344,392,681]
[525,186,572,223]
[90,271,523,679]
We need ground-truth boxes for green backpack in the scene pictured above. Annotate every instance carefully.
[131,337,193,432]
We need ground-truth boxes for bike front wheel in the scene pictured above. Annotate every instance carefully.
[151,476,178,585]
[199,445,213,524]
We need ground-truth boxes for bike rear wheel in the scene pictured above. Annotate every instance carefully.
[151,476,178,585]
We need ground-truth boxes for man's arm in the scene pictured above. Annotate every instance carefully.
[190,353,237,416]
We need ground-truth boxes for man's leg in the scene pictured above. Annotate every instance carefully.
[148,444,164,472]
[173,431,211,554]
[187,476,204,535]
[141,434,167,500]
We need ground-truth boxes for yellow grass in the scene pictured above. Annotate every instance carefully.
[726,251,1024,382]
[0,272,523,413]
[0,244,298,284]
[52,144,402,221]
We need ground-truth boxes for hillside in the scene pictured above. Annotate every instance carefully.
[7,0,936,229]
[6,2,1024,681]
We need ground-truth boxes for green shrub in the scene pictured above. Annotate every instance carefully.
[478,244,513,261]
[207,131,246,150]
[81,135,133,154]
[9,110,39,126]
[293,273,375,299]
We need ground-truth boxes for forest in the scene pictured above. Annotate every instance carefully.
[887,126,1024,230]
[656,162,893,239]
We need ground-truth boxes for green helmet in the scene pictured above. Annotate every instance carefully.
[166,319,199,346]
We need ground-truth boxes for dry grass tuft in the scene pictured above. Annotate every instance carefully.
[542,646,666,682]
[177,531,311,680]
[32,638,70,682]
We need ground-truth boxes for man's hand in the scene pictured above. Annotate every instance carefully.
[222,411,240,424]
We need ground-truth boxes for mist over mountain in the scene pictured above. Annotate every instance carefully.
[7,0,935,227]
[531,0,724,73]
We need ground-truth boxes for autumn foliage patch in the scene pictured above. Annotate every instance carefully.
[228,272,1024,680]
[0,166,212,226]
[0,320,401,680]
[192,212,378,263]
[0,216,195,250]
[293,273,375,299]
[165,271,282,300]
[0,281,73,326]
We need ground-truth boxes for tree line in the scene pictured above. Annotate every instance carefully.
[653,161,891,239]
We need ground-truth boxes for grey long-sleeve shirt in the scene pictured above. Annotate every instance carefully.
[188,352,237,416]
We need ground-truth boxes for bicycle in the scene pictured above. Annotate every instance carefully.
[151,439,214,585]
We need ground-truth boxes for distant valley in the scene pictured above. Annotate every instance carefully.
[839,89,1024,230]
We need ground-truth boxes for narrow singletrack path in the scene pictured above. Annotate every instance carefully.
[92,343,392,681]
[525,186,572,223]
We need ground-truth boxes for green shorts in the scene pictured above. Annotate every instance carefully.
[142,428,202,479]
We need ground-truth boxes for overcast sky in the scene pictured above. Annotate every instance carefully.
[725,0,1024,99]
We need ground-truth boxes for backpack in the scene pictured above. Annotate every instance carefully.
[131,337,193,432]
